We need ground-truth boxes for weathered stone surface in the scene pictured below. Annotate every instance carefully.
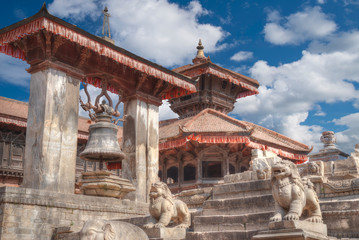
[122,99,159,203]
[80,219,149,240]
[0,186,148,240]
[174,187,212,209]
[212,180,271,200]
[194,212,273,232]
[143,182,191,229]
[23,68,80,194]
[79,170,136,198]
[268,221,327,236]
[253,220,331,240]
[224,150,281,183]
[144,228,186,239]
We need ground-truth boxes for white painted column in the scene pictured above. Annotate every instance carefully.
[122,97,159,203]
[22,67,80,194]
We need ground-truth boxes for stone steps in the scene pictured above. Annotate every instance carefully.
[186,230,258,240]
[194,211,273,232]
[212,180,271,200]
[202,194,275,216]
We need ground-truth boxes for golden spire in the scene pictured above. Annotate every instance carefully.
[196,39,205,58]
[192,39,209,64]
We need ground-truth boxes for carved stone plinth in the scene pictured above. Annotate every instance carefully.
[79,171,136,199]
[252,221,333,240]
[143,228,186,240]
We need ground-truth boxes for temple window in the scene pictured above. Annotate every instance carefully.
[167,166,178,183]
[202,161,222,178]
[229,163,235,174]
[184,164,196,181]
[240,166,248,172]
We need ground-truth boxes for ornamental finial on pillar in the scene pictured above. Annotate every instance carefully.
[102,6,115,44]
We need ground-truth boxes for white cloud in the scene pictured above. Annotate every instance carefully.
[233,32,359,153]
[264,7,337,45]
[333,113,359,153]
[0,54,30,87]
[49,0,227,67]
[317,0,326,4]
[230,51,253,62]
[48,0,100,21]
[159,100,178,121]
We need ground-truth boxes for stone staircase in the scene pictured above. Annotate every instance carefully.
[186,179,275,240]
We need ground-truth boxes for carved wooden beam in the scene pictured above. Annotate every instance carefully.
[77,47,91,68]
[152,80,163,96]
[135,73,147,90]
[52,35,67,56]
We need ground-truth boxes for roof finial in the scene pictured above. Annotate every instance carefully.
[102,6,111,38]
[192,39,209,64]
[101,6,115,44]
[196,39,205,59]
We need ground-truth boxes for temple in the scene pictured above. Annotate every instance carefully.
[159,41,311,192]
[1,4,359,240]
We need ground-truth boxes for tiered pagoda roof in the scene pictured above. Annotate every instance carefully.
[169,40,259,118]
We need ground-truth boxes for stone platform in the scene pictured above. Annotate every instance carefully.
[0,186,148,240]
[252,220,331,240]
[144,228,186,240]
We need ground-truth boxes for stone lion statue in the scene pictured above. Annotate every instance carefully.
[80,219,149,240]
[270,160,323,223]
[143,182,191,229]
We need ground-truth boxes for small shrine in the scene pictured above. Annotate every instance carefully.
[309,131,349,162]
[159,41,312,192]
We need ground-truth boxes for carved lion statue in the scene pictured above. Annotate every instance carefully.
[143,182,191,229]
[270,160,323,223]
[80,219,149,240]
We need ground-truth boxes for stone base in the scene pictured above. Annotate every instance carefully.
[80,170,136,198]
[0,186,148,240]
[143,228,186,240]
[252,221,332,240]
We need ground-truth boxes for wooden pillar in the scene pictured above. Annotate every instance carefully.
[197,157,202,184]
[22,63,81,194]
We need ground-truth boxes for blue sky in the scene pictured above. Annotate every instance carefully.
[0,0,359,154]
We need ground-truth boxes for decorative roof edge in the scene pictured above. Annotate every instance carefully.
[0,5,196,96]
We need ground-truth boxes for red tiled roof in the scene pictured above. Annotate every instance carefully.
[0,96,124,141]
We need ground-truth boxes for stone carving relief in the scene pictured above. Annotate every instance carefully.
[143,182,191,229]
[80,219,149,240]
[270,160,323,223]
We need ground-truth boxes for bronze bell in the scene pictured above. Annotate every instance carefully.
[80,107,125,166]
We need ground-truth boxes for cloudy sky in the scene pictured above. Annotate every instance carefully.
[0,0,359,154]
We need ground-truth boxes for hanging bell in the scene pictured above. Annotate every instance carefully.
[80,110,125,163]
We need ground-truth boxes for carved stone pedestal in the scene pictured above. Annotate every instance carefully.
[143,228,186,240]
[252,221,334,240]
[79,171,136,199]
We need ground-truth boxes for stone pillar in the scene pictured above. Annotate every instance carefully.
[122,96,160,202]
[22,65,81,194]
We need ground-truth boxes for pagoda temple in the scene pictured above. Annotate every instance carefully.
[159,41,312,192]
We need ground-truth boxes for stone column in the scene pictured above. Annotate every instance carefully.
[122,96,160,203]
[22,64,81,194]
